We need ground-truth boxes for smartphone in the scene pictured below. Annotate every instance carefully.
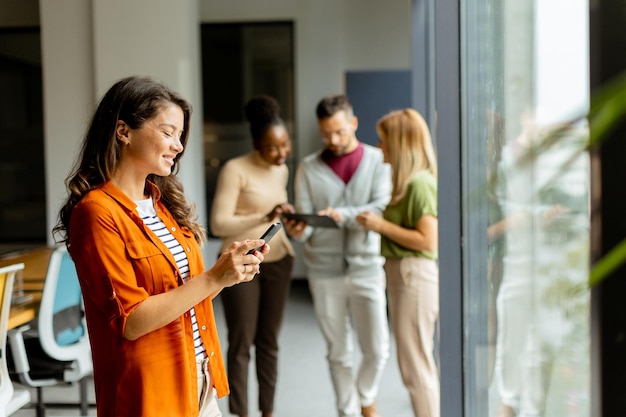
[246,222,282,254]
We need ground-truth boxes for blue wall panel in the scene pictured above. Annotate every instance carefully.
[345,70,412,147]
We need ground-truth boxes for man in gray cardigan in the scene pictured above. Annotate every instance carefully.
[285,95,391,417]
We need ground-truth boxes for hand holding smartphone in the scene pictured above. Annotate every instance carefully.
[246,222,282,254]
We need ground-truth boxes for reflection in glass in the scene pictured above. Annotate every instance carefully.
[491,118,589,417]
[461,0,590,416]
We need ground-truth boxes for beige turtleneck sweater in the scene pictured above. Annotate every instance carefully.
[210,151,295,263]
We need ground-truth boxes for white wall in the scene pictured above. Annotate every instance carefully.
[201,0,411,159]
[11,0,411,265]
[39,0,207,251]
[200,0,410,274]
[40,0,94,246]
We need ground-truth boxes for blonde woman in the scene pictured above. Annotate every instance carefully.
[357,108,439,417]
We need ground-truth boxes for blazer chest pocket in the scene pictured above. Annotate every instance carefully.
[125,240,173,294]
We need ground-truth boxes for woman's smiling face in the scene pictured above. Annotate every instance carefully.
[119,103,185,177]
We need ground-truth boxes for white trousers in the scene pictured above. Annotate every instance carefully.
[197,357,222,417]
[494,269,565,417]
[308,273,390,417]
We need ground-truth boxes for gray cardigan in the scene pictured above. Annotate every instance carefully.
[294,143,391,278]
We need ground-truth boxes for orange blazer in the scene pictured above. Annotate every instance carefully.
[69,181,228,417]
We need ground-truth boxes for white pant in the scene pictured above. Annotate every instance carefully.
[308,273,390,417]
[197,357,222,417]
[494,269,565,417]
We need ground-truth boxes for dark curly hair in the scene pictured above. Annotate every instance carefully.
[244,95,284,149]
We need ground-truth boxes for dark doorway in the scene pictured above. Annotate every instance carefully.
[200,21,295,236]
[0,28,46,245]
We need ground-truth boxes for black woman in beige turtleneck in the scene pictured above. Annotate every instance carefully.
[210,96,295,417]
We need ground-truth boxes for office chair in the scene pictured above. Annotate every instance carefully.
[7,245,93,417]
[0,263,31,417]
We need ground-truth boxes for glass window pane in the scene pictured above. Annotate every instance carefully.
[461,1,590,416]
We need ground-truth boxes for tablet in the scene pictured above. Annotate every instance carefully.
[282,213,339,228]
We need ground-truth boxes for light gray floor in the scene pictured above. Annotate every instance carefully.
[11,280,413,417]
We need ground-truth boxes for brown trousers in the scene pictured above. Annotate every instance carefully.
[220,255,294,416]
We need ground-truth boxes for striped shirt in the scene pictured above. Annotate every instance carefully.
[135,198,206,359]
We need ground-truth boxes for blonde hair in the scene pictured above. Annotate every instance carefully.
[376,108,437,204]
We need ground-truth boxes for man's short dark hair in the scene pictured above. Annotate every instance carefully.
[316,95,354,119]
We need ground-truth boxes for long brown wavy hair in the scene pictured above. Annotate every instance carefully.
[53,76,206,245]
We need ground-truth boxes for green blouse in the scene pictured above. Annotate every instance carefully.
[381,171,438,259]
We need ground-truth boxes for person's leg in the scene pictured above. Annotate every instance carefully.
[518,324,545,417]
[386,257,440,417]
[494,271,533,415]
[255,255,294,415]
[221,277,261,416]
[349,271,390,414]
[308,276,360,417]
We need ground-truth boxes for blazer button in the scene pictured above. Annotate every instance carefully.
[201,325,207,331]
[210,351,215,357]
[171,227,176,232]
